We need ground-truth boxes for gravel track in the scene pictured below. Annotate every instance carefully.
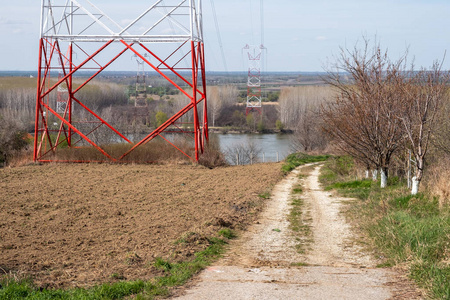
[176,164,421,299]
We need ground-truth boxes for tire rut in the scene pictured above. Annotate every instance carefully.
[175,164,421,300]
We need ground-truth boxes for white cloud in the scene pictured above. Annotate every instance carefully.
[120,19,135,26]
[161,28,177,34]
[0,17,31,26]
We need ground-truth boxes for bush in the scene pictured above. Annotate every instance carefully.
[0,115,28,166]
[198,134,228,168]
[275,120,284,131]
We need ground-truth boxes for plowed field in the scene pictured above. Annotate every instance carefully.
[0,163,282,288]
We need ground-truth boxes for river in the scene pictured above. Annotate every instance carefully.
[216,133,293,164]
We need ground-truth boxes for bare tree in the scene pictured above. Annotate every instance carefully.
[207,85,237,127]
[397,62,450,194]
[0,115,28,166]
[278,86,332,152]
[432,87,450,155]
[291,103,328,152]
[322,39,406,188]
[224,141,262,165]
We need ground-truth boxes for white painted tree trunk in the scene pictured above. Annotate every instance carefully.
[372,170,378,181]
[380,169,387,188]
[365,170,369,179]
[411,176,419,195]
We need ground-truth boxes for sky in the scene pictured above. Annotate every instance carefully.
[0,0,449,72]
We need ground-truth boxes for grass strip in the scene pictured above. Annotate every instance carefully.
[288,176,312,255]
[0,234,231,299]
[281,153,330,174]
[320,158,450,299]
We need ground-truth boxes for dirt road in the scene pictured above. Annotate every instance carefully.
[176,164,420,299]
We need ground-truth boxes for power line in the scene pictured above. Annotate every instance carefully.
[209,0,228,73]
[260,0,264,47]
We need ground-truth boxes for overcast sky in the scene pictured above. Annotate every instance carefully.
[1,0,449,72]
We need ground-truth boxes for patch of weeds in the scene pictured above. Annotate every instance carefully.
[376,262,394,268]
[258,192,270,199]
[288,195,312,254]
[110,273,126,280]
[319,156,354,187]
[218,228,236,239]
[298,174,307,180]
[292,185,303,194]
[174,231,197,245]
[327,180,372,200]
[282,153,330,174]
[290,262,309,267]
[410,263,450,299]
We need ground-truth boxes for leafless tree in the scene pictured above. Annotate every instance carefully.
[224,141,262,165]
[397,62,450,194]
[0,114,28,166]
[322,39,406,187]
[208,85,237,127]
[278,86,332,152]
[432,89,450,155]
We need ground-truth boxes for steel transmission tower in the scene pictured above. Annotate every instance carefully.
[133,53,150,107]
[244,0,265,116]
[34,0,208,163]
[243,44,264,115]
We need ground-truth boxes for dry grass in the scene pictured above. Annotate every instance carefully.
[36,137,196,164]
[425,156,450,208]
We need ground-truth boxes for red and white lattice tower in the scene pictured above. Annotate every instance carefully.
[243,44,264,115]
[34,0,208,163]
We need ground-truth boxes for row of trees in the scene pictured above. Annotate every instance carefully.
[322,40,450,194]
[278,86,333,151]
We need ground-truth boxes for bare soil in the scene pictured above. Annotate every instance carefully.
[0,162,282,289]
[176,164,422,299]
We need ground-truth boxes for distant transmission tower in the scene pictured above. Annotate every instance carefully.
[244,44,264,115]
[133,53,149,107]
[244,0,265,116]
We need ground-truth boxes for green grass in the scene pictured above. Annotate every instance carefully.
[258,192,270,199]
[319,155,354,186]
[0,234,230,299]
[218,228,236,239]
[292,185,303,194]
[288,197,313,254]
[321,160,450,299]
[281,153,330,173]
[326,179,373,200]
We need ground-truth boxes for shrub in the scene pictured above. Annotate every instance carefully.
[275,120,284,131]
[0,115,29,166]
[198,134,228,168]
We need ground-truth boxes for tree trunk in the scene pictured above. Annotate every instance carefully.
[380,167,388,188]
[411,167,423,195]
[372,169,378,181]
[411,176,419,195]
